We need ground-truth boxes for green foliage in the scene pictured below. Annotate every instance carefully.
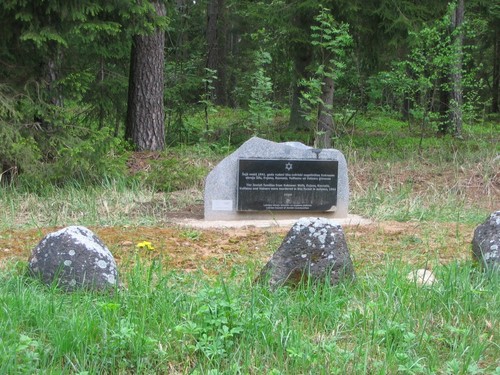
[200,68,219,133]
[309,7,353,77]
[174,282,248,361]
[142,155,208,193]
[0,83,128,190]
[117,1,169,36]
[181,229,202,241]
[39,126,129,187]
[248,50,275,132]
[0,0,169,160]
[181,107,255,149]
[0,0,497,189]
[369,3,487,133]
[0,86,42,184]
[298,75,323,124]
[299,7,353,135]
[164,55,205,146]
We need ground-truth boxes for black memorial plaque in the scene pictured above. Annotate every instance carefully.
[237,159,338,211]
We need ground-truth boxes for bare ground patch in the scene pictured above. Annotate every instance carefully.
[0,221,478,275]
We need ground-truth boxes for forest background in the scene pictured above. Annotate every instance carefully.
[0,0,498,189]
[0,2,499,373]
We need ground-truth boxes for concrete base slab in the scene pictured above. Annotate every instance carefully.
[177,214,372,229]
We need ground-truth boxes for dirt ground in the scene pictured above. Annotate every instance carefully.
[0,208,478,275]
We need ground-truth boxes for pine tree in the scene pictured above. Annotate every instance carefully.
[125,1,167,151]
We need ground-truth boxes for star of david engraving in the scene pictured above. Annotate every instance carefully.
[285,162,293,171]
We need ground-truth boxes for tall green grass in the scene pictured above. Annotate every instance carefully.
[0,260,498,374]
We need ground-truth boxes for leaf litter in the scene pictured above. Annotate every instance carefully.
[0,221,477,276]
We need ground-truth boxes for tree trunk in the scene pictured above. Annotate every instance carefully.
[289,43,313,131]
[316,76,334,148]
[33,41,64,132]
[288,7,314,132]
[206,0,227,106]
[492,27,500,113]
[289,82,310,131]
[402,96,411,123]
[125,1,166,151]
[438,75,450,135]
[175,0,189,61]
[227,28,239,108]
[450,0,464,137]
[45,46,64,108]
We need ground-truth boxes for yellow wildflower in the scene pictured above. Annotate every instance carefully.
[136,241,155,251]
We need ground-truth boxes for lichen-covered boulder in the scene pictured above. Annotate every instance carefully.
[259,217,355,289]
[28,226,119,291]
[472,211,500,271]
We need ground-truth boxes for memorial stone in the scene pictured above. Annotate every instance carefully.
[28,226,119,292]
[204,137,349,220]
[259,217,356,289]
[472,211,500,271]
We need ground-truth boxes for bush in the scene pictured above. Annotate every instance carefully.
[142,156,208,192]
[0,84,43,185]
[0,84,131,190]
[0,124,42,185]
[40,126,129,187]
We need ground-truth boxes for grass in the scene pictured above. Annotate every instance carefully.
[0,260,498,374]
[0,111,498,373]
[0,180,203,230]
[1,127,497,229]
[343,130,499,224]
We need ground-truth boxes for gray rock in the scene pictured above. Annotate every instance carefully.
[204,136,349,220]
[472,211,500,270]
[259,217,355,289]
[28,226,119,291]
[406,269,438,286]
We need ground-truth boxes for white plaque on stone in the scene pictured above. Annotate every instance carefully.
[211,199,233,211]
